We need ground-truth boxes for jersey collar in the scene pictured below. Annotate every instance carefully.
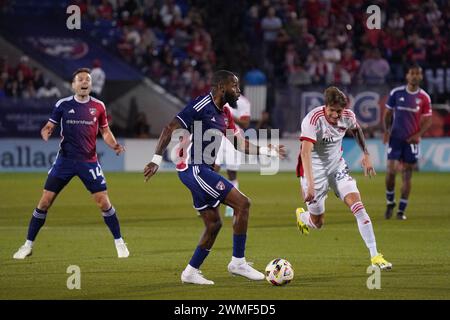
[73,95,91,104]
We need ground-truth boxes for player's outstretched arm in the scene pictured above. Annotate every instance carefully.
[144,118,182,182]
[350,126,376,178]
[40,121,56,141]
[231,134,286,159]
[99,126,125,155]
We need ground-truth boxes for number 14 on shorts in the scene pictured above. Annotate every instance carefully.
[89,166,104,180]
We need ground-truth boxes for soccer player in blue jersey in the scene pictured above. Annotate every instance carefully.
[383,65,432,220]
[144,70,285,285]
[13,68,129,259]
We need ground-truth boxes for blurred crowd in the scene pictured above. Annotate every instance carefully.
[242,0,450,87]
[75,0,450,102]
[78,0,215,102]
[0,55,61,99]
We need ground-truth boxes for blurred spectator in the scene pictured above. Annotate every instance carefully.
[91,59,106,99]
[306,47,331,84]
[36,80,61,99]
[340,48,360,83]
[358,49,390,85]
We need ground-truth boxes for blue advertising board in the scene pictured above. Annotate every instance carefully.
[0,139,124,172]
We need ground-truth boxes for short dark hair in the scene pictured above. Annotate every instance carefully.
[407,64,422,73]
[324,86,347,108]
[72,68,91,82]
[211,70,236,87]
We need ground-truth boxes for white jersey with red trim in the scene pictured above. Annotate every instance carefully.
[297,106,358,176]
[224,95,251,129]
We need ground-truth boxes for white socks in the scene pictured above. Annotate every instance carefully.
[114,238,125,245]
[299,211,319,229]
[231,256,245,265]
[350,202,378,258]
[25,240,33,247]
[184,264,198,274]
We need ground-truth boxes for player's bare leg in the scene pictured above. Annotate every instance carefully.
[93,191,129,258]
[398,163,413,220]
[181,207,221,285]
[223,188,264,280]
[13,190,58,259]
[344,192,392,269]
[224,170,238,217]
[385,159,398,219]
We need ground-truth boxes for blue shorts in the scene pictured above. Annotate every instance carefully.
[387,137,419,164]
[44,156,107,194]
[178,164,234,211]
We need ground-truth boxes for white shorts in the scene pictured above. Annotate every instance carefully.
[300,160,359,215]
[216,137,242,171]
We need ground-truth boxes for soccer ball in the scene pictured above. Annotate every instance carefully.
[265,258,294,286]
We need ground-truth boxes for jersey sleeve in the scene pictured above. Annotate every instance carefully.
[385,90,396,110]
[48,102,63,125]
[300,116,317,143]
[176,104,198,129]
[421,92,432,116]
[344,109,358,130]
[98,103,109,128]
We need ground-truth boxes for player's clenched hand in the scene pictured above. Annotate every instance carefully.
[406,133,420,144]
[113,143,125,155]
[361,153,376,178]
[144,162,159,182]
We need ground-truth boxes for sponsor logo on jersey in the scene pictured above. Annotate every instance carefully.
[68,109,75,114]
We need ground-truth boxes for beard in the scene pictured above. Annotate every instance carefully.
[225,91,238,108]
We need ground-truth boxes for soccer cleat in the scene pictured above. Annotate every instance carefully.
[396,212,407,220]
[227,260,265,280]
[224,206,234,217]
[295,207,309,235]
[181,269,214,285]
[116,242,130,258]
[371,253,392,270]
[13,244,33,259]
[384,202,396,219]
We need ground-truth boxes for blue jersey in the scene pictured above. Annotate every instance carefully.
[385,86,432,140]
[49,95,109,162]
[175,93,238,171]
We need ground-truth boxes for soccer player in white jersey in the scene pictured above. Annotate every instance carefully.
[295,86,392,270]
[216,95,251,217]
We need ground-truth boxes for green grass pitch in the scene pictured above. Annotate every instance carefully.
[1,172,449,299]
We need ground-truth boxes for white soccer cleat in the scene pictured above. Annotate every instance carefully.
[13,245,33,259]
[227,260,265,280]
[181,269,214,285]
[115,242,129,258]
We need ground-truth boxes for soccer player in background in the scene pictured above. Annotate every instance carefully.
[295,86,392,270]
[383,65,432,220]
[144,70,285,285]
[13,68,129,259]
[215,94,251,217]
